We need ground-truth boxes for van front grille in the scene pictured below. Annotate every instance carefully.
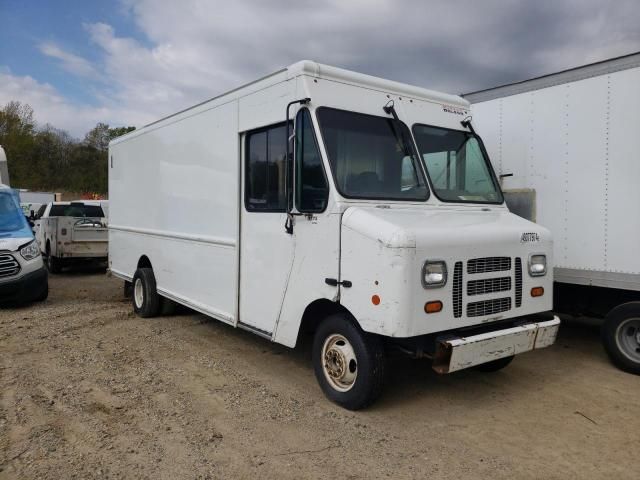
[515,257,523,307]
[467,277,511,296]
[452,262,463,318]
[0,254,21,278]
[467,297,512,317]
[467,257,511,274]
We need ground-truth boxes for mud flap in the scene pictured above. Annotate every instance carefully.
[432,317,560,374]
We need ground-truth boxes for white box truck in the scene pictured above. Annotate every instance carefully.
[465,51,640,375]
[0,145,9,186]
[109,61,560,409]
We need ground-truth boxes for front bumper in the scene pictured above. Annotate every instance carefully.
[432,316,561,374]
[0,266,48,304]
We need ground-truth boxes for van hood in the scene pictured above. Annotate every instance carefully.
[0,236,34,252]
[341,205,551,250]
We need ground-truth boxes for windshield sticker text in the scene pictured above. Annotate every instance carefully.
[442,105,468,116]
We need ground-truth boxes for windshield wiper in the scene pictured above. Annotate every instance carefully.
[383,100,412,156]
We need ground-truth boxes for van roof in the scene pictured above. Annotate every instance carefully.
[111,61,468,145]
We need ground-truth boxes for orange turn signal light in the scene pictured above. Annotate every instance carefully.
[424,300,443,314]
[531,287,544,297]
[371,295,381,306]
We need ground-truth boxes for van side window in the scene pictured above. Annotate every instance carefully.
[295,109,328,212]
[245,123,289,212]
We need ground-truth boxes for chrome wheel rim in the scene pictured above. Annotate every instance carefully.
[321,334,358,392]
[134,278,144,309]
[615,317,640,363]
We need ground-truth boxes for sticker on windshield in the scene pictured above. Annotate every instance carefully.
[442,104,468,116]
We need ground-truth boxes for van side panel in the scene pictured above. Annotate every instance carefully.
[109,100,240,323]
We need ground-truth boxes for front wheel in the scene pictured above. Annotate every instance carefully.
[312,313,385,410]
[473,355,515,372]
[35,282,49,302]
[602,303,640,375]
[132,268,160,318]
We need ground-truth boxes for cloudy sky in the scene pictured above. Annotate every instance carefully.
[1,0,639,138]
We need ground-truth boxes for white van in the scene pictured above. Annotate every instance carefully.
[0,184,48,303]
[109,61,560,409]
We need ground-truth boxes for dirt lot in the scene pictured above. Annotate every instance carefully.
[1,271,638,479]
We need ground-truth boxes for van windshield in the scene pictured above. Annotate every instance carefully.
[0,190,30,234]
[317,108,428,201]
[412,124,503,204]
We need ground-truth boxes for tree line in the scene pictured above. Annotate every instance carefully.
[0,101,134,194]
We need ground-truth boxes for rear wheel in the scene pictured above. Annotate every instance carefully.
[312,313,385,410]
[473,355,515,372]
[132,268,160,318]
[603,303,640,375]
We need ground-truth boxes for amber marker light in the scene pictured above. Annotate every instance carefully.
[531,287,544,297]
[424,300,443,314]
[372,295,381,305]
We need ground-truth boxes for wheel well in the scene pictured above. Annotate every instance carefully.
[297,299,352,343]
[137,255,152,270]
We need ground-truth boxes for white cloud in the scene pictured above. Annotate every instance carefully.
[38,42,99,79]
[0,69,152,138]
[3,0,640,137]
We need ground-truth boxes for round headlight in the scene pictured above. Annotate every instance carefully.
[422,261,447,288]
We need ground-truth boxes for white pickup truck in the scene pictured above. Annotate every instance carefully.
[35,201,108,273]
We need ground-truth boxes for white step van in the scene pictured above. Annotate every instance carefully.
[109,61,560,409]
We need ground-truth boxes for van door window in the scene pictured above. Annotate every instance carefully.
[295,109,329,212]
[245,123,290,212]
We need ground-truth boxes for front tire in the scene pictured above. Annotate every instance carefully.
[473,355,515,372]
[35,282,49,302]
[132,268,160,318]
[603,303,640,375]
[312,313,385,410]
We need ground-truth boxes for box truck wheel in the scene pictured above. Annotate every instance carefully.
[602,302,640,375]
[473,355,515,372]
[132,268,160,318]
[312,313,385,410]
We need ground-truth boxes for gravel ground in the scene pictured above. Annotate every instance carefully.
[1,270,638,479]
